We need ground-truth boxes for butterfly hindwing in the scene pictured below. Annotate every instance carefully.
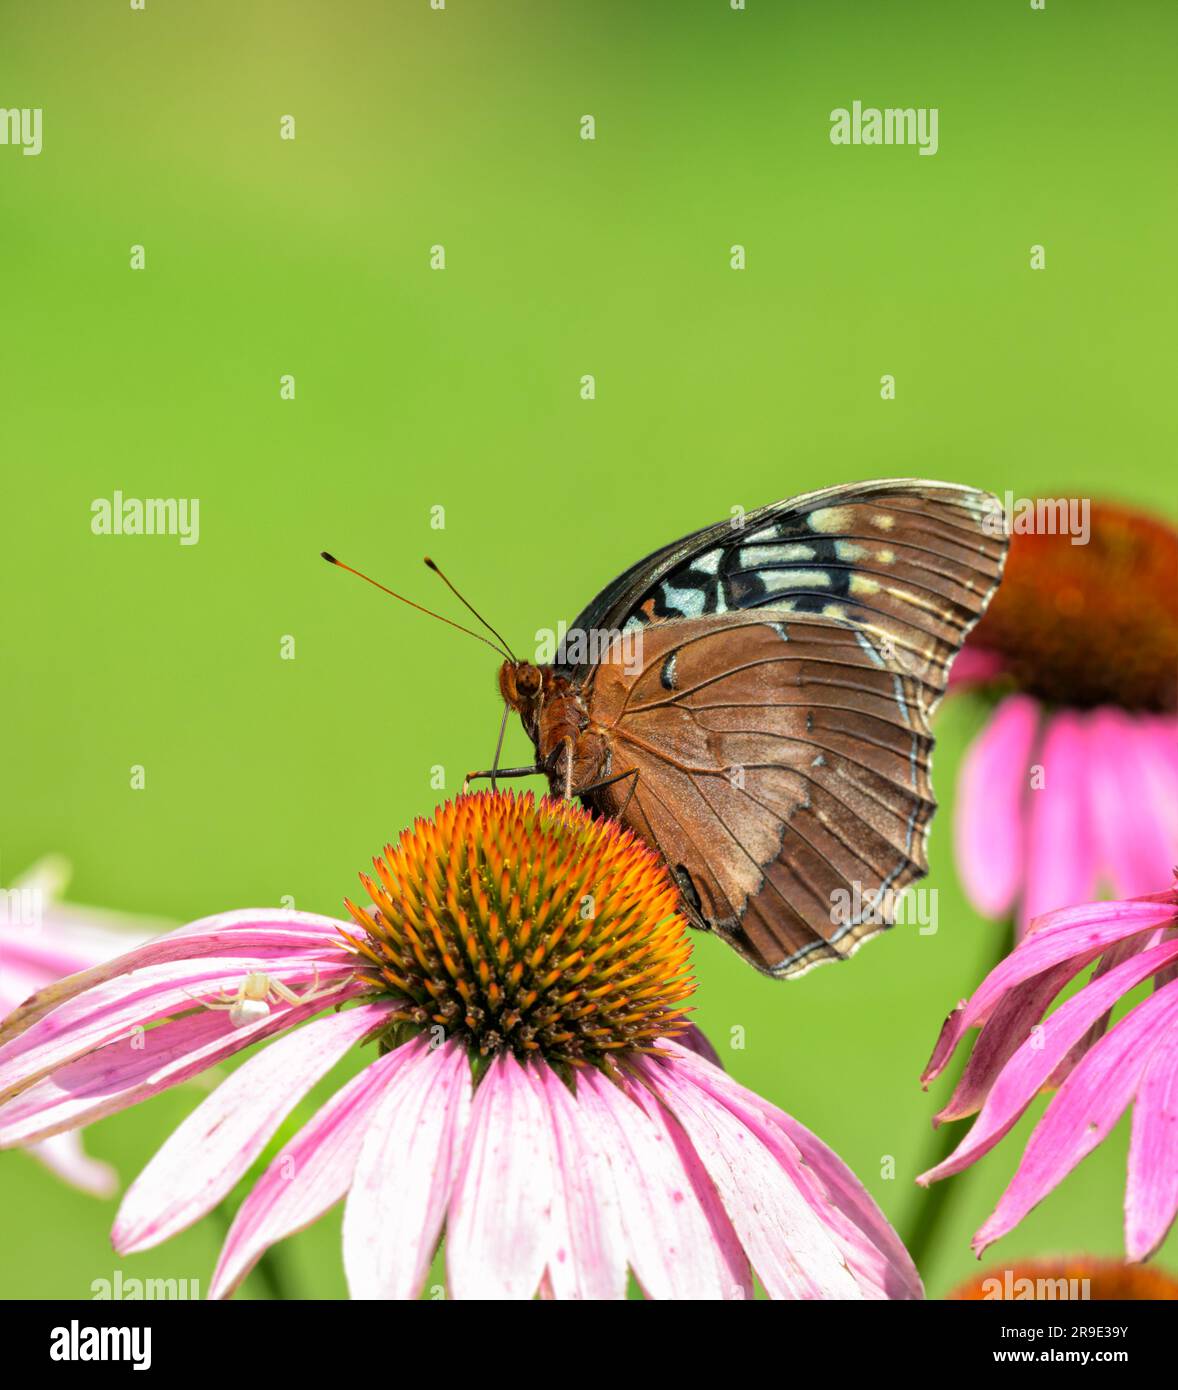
[562,479,1008,977]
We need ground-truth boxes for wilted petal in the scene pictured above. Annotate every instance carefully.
[974,980,1178,1255]
[954,694,1040,919]
[343,1039,472,1300]
[113,1001,393,1254]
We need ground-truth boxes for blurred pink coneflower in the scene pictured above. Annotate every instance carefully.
[951,501,1178,934]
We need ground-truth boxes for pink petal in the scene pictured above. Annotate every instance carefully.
[536,1064,629,1300]
[0,910,352,1047]
[0,954,361,1106]
[1087,708,1178,900]
[28,1130,118,1199]
[210,1037,427,1300]
[920,938,1178,1185]
[446,1054,554,1300]
[113,1001,393,1254]
[921,897,1178,1085]
[1124,1016,1178,1261]
[676,1023,723,1068]
[0,993,370,1148]
[634,1054,862,1298]
[946,645,1007,691]
[661,1042,921,1299]
[343,1040,473,1300]
[576,1067,752,1300]
[954,694,1040,919]
[974,979,1178,1255]
[1018,712,1097,935]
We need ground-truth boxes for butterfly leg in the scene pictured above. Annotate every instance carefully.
[572,766,640,817]
[462,765,542,795]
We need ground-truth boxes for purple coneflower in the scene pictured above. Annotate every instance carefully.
[918,880,1178,1261]
[950,502,1177,933]
[0,855,160,1196]
[0,792,920,1300]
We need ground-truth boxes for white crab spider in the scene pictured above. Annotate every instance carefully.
[188,967,351,1028]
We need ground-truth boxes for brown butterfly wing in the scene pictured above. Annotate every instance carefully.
[584,614,938,976]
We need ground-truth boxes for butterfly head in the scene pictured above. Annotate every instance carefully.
[498,659,546,711]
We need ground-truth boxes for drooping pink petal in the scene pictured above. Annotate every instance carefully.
[954,694,1040,919]
[1018,712,1097,935]
[634,1054,862,1299]
[0,955,362,1106]
[1124,1016,1178,1262]
[113,1001,393,1254]
[210,1036,425,1300]
[28,1130,118,1199]
[920,938,1178,1185]
[1087,708,1178,900]
[343,1039,472,1300]
[973,980,1178,1255]
[676,1023,723,1068]
[446,1054,554,1300]
[535,1064,629,1300]
[921,897,1177,1085]
[575,1067,752,1300]
[0,992,373,1148]
[660,1042,921,1299]
[0,910,352,1047]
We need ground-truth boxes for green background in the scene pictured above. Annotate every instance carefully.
[2,0,1175,1299]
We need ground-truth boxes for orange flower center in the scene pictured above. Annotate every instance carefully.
[340,791,694,1068]
[969,502,1178,711]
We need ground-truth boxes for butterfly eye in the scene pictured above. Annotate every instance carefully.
[516,665,543,698]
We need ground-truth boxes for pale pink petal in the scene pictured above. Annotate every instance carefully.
[1087,708,1178,900]
[661,1042,920,1299]
[634,1054,861,1299]
[921,897,1177,1085]
[210,1037,426,1300]
[537,1065,628,1300]
[28,1130,117,1199]
[954,694,1040,919]
[446,1054,553,1300]
[920,938,1178,1185]
[576,1067,752,1300]
[0,955,361,1106]
[343,1040,472,1300]
[113,1001,393,1254]
[0,909,351,1047]
[974,980,1178,1255]
[1124,1018,1178,1261]
[1018,712,1097,935]
[0,991,374,1148]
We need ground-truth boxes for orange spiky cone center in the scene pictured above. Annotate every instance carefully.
[339,791,695,1068]
[948,1255,1178,1300]
[969,501,1178,711]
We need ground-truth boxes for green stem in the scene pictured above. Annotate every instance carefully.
[208,1201,298,1301]
[902,918,1014,1281]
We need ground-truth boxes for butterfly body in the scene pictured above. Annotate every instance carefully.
[489,480,1008,979]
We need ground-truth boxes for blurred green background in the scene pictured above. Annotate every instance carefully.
[2,0,1175,1299]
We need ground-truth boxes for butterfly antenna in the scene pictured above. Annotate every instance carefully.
[321,552,512,660]
[424,557,518,662]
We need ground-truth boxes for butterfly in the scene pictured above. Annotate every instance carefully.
[327,479,1008,979]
